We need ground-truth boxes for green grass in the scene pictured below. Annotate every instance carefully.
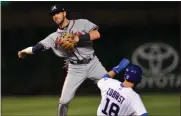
[2,94,180,116]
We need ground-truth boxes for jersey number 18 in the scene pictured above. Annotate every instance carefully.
[102,98,120,116]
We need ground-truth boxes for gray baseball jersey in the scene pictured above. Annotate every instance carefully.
[38,19,107,116]
[39,19,97,60]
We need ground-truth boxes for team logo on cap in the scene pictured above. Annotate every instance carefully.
[52,5,57,10]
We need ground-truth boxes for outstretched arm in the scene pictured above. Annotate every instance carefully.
[18,43,45,59]
[97,58,130,90]
[102,58,130,78]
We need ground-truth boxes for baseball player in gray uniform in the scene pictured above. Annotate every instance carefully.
[18,4,107,116]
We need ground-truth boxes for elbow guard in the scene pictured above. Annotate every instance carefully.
[32,43,45,54]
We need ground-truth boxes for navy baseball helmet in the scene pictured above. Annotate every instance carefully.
[123,64,143,84]
[50,4,65,15]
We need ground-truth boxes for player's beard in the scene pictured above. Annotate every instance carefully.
[58,17,65,27]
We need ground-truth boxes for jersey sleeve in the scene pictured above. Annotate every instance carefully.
[83,19,99,33]
[131,94,148,116]
[39,33,55,50]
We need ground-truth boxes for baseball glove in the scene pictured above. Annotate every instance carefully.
[59,33,78,51]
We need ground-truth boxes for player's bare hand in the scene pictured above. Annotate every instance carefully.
[18,51,27,59]
[74,35,79,42]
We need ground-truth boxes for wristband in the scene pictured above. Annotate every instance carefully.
[78,34,90,43]
[32,43,45,53]
[23,47,33,54]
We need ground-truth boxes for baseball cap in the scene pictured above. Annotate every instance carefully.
[50,4,65,15]
[123,64,143,84]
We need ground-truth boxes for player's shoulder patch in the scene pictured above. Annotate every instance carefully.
[98,77,110,85]
[103,76,109,81]
[99,77,110,82]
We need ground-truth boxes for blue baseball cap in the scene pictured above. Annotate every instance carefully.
[50,4,65,15]
[123,64,143,84]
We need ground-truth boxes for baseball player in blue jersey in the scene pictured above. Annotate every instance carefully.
[18,4,107,116]
[97,58,148,116]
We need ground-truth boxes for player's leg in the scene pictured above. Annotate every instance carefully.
[87,56,107,82]
[58,103,68,116]
[58,64,87,116]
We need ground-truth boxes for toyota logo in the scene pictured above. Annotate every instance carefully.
[132,43,179,77]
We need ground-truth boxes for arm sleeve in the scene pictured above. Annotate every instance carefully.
[32,43,45,54]
[131,95,148,116]
[83,19,99,33]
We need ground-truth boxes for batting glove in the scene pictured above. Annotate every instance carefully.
[113,58,130,74]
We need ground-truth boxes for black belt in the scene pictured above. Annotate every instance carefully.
[70,53,95,65]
